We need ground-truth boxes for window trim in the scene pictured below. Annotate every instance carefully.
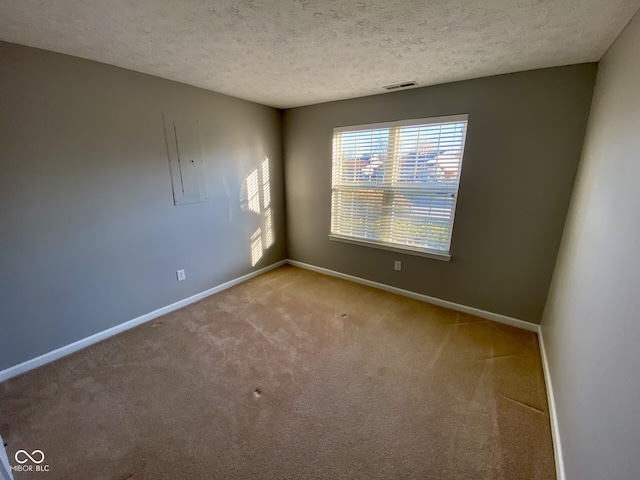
[329,233,452,261]
[330,114,468,260]
[333,114,469,133]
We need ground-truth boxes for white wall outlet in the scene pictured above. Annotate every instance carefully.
[394,260,402,271]
[176,269,186,282]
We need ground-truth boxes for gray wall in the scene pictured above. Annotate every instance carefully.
[284,66,596,324]
[541,11,640,480]
[0,42,286,371]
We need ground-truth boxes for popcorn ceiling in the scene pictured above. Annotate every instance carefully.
[0,0,638,108]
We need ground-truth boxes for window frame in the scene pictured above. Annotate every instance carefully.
[329,114,469,261]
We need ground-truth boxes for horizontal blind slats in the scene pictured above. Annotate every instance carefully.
[331,117,467,254]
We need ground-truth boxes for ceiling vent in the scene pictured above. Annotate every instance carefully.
[383,81,417,91]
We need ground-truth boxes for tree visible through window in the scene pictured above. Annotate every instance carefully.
[330,115,468,258]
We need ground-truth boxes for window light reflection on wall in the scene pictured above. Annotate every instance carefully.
[243,157,274,266]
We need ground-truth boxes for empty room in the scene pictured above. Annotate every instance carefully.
[1,1,639,479]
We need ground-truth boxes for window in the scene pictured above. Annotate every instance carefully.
[330,115,468,260]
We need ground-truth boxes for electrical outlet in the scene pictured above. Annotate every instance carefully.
[394,260,402,271]
[176,269,186,282]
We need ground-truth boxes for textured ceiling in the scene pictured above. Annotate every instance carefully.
[1,0,639,108]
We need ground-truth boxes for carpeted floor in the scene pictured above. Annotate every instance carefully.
[0,265,555,479]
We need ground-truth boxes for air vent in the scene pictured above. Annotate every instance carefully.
[383,81,417,91]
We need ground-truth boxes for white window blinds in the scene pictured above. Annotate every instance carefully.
[330,114,468,258]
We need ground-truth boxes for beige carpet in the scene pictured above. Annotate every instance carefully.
[0,265,555,479]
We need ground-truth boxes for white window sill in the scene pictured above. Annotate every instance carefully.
[329,234,452,262]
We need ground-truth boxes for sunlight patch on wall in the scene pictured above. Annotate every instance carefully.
[264,208,274,248]
[247,169,260,214]
[243,157,274,266]
[250,228,263,267]
[261,157,274,249]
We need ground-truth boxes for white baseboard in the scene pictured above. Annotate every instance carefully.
[0,434,13,480]
[538,327,566,480]
[0,260,287,383]
[286,260,538,332]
